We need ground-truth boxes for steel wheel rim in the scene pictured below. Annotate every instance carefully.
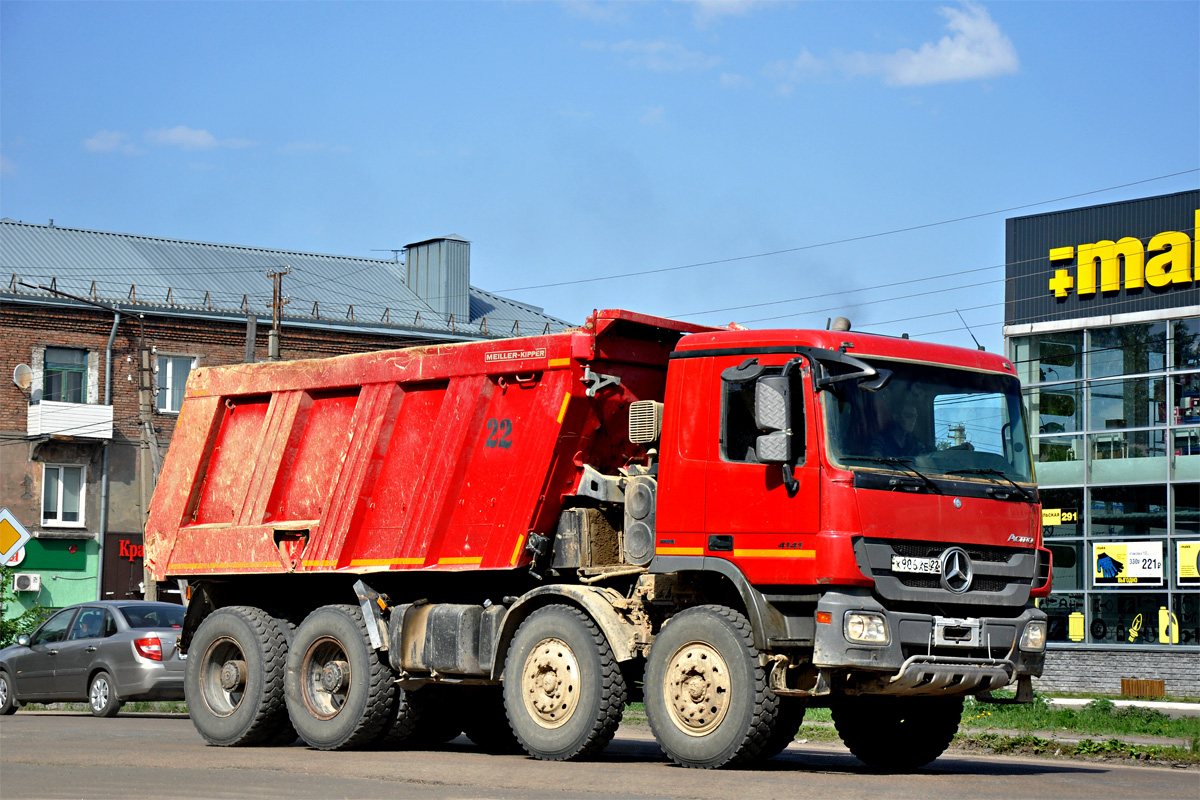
[0,676,8,706]
[520,637,580,730]
[300,636,351,721]
[663,640,731,737]
[199,636,247,718]
[90,676,109,712]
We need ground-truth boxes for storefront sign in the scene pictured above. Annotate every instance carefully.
[1178,541,1200,586]
[1093,541,1164,586]
[1041,508,1079,526]
[1047,210,1198,299]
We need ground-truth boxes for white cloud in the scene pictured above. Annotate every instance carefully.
[83,130,142,154]
[690,0,762,27]
[640,106,666,125]
[719,72,752,89]
[606,40,722,72]
[561,1,626,23]
[146,125,256,151]
[769,2,1018,91]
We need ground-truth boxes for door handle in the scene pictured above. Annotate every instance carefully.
[48,649,58,656]
[86,646,98,652]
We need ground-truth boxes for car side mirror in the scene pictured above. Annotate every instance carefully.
[755,376,793,464]
[17,634,30,647]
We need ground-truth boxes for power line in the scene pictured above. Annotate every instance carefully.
[494,169,1199,294]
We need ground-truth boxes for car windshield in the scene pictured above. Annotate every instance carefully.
[821,358,1033,483]
[120,604,184,629]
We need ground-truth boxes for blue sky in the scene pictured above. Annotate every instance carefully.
[2,1,1197,351]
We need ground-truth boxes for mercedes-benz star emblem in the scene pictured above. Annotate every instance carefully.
[940,547,974,593]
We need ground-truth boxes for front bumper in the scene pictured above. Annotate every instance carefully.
[812,589,1045,696]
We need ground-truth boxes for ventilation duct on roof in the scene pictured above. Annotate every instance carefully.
[404,235,470,324]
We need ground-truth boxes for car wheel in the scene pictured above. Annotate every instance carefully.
[643,605,779,769]
[185,606,292,746]
[0,671,18,715]
[502,604,626,761]
[89,671,121,718]
[284,605,395,751]
[370,686,422,749]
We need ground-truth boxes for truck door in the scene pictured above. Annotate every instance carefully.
[704,353,820,584]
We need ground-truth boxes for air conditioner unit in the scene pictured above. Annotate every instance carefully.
[13,573,41,592]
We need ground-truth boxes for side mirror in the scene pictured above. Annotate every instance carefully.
[17,634,30,647]
[755,376,792,464]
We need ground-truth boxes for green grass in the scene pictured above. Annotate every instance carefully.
[19,701,188,714]
[961,696,1200,740]
[957,732,1200,765]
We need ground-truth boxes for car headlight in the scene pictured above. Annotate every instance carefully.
[1020,620,1047,652]
[844,612,889,644]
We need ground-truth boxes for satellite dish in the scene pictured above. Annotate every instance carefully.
[13,363,33,391]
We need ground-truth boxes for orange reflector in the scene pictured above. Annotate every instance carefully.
[817,611,832,624]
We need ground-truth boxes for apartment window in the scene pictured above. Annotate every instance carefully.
[44,347,88,403]
[156,355,194,413]
[43,464,85,527]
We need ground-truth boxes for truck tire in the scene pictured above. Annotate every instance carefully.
[831,695,963,770]
[462,686,522,754]
[0,671,18,715]
[89,671,121,717]
[285,604,395,751]
[502,604,626,761]
[755,697,806,761]
[643,605,779,769]
[186,606,292,746]
[371,686,422,749]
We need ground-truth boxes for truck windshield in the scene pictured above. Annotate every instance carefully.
[821,358,1033,484]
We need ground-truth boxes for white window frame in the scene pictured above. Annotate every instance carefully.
[42,463,87,528]
[156,355,196,414]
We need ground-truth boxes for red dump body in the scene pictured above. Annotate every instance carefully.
[146,310,714,580]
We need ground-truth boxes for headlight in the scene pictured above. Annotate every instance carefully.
[844,612,889,644]
[1020,620,1047,652]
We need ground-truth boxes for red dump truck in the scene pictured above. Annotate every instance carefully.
[146,309,1050,769]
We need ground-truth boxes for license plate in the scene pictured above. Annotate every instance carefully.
[891,555,941,574]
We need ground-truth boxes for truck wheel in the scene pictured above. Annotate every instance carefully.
[89,671,121,717]
[462,686,522,754]
[285,604,395,751]
[831,695,963,770]
[643,605,778,769]
[502,604,626,761]
[371,687,422,749]
[186,606,292,746]
[756,697,806,761]
[0,671,17,715]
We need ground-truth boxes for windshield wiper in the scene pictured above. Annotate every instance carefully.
[947,468,1035,501]
[854,457,943,494]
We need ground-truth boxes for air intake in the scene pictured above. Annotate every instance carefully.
[628,401,663,444]
[14,573,41,592]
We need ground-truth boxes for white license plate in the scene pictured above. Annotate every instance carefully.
[891,555,941,574]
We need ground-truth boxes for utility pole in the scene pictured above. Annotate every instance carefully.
[136,317,162,601]
[267,266,290,361]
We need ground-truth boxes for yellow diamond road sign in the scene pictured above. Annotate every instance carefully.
[0,508,32,564]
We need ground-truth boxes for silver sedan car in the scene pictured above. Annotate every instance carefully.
[0,600,185,717]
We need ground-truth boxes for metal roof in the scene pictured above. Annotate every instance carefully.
[1,219,572,337]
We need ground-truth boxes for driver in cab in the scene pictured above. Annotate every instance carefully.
[870,401,923,458]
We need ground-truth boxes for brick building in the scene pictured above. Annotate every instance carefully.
[1,220,569,613]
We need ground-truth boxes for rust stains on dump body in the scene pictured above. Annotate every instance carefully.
[144,310,714,581]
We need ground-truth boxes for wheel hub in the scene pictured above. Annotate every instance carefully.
[220,660,247,691]
[521,637,580,729]
[664,641,731,737]
[320,661,350,693]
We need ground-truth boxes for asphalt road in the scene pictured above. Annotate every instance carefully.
[1,712,1195,800]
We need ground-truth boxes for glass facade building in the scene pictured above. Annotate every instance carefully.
[1004,191,1199,677]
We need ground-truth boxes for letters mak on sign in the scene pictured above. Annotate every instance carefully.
[1047,210,1199,299]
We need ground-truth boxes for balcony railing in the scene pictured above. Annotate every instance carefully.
[27,400,114,440]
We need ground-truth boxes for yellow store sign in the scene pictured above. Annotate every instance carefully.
[1047,210,1198,298]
